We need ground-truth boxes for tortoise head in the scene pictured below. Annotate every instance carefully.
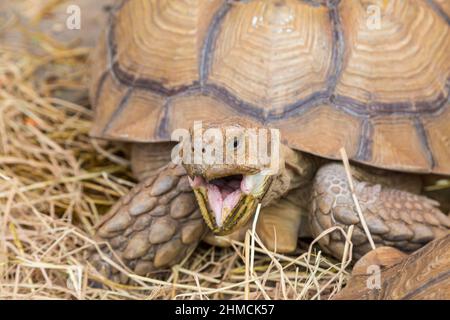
[180,118,283,235]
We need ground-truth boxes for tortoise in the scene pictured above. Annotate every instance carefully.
[88,0,450,282]
[334,234,450,299]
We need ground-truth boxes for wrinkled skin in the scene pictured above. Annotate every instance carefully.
[88,164,207,282]
[88,120,450,283]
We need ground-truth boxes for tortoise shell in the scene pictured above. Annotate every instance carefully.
[90,0,450,175]
[333,235,450,299]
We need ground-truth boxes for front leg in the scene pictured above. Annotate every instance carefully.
[88,164,207,282]
[310,163,450,259]
[203,195,305,254]
[256,195,305,253]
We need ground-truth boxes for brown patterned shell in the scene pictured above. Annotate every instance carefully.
[333,235,450,300]
[90,0,450,175]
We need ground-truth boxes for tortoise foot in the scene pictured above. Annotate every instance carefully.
[310,163,450,259]
[87,164,207,283]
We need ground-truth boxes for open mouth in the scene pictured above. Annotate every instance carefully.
[188,173,269,234]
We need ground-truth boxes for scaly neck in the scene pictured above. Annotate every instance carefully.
[261,145,316,206]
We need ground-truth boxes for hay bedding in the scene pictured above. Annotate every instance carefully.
[0,0,351,300]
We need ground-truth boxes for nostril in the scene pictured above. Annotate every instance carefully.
[202,148,206,153]
[233,138,239,149]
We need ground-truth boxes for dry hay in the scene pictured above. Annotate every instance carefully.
[0,28,354,300]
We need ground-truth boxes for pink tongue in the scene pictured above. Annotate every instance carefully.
[206,184,223,225]
[207,184,242,227]
[222,190,242,215]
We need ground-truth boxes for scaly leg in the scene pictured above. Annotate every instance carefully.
[310,163,450,259]
[88,164,207,282]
